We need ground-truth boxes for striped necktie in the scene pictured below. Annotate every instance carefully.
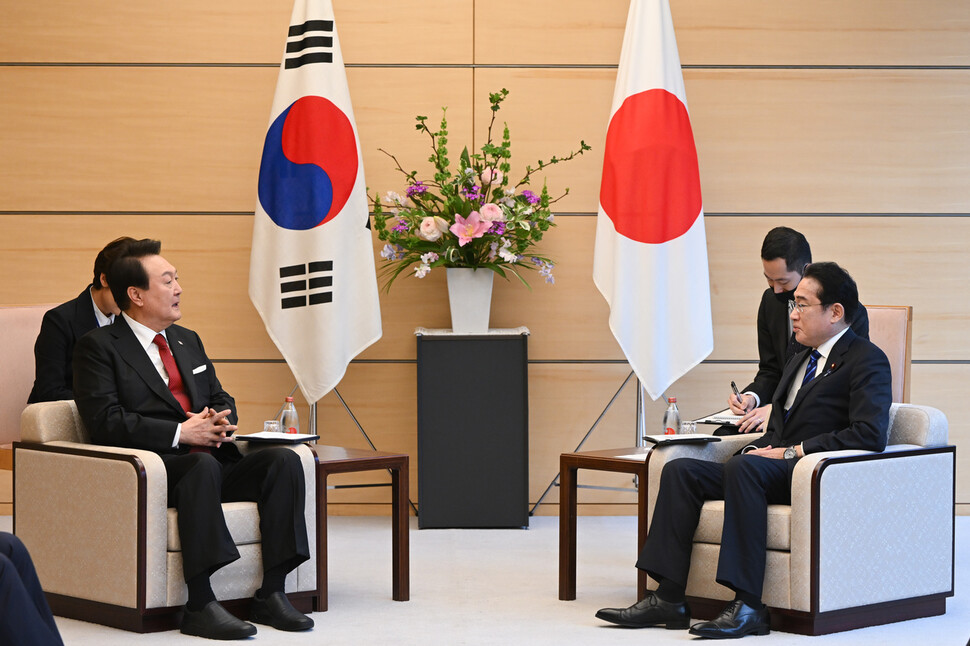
[785,349,822,420]
[801,349,822,387]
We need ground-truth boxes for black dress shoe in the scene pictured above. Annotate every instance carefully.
[251,591,314,632]
[595,591,690,629]
[181,601,257,640]
[688,599,770,639]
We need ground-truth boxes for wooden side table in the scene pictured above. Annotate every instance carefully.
[310,445,410,611]
[559,447,652,601]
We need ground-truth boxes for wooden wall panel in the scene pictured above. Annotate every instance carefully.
[7,1,967,67]
[2,214,968,362]
[0,68,473,212]
[476,0,970,66]
[6,67,967,213]
[0,0,473,64]
[474,68,970,214]
[688,69,970,214]
[911,364,970,506]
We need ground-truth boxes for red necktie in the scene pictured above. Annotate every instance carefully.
[152,334,192,414]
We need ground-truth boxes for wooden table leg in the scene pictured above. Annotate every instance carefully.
[316,468,329,612]
[637,462,648,600]
[391,458,410,601]
[559,459,578,600]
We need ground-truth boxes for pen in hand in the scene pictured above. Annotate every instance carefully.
[731,381,743,407]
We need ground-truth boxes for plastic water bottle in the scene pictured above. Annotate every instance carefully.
[662,397,681,436]
[280,397,300,434]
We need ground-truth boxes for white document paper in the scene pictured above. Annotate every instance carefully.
[236,431,320,443]
[695,408,743,425]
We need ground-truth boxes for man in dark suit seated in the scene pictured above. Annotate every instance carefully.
[28,236,135,403]
[726,227,869,433]
[72,239,313,640]
[0,532,64,646]
[596,262,892,639]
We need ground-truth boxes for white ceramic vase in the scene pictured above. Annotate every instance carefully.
[446,268,494,334]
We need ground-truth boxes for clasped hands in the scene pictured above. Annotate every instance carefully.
[727,392,770,434]
[180,407,237,447]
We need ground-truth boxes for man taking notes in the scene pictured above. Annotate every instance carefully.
[728,227,869,432]
[596,262,892,639]
[72,239,313,640]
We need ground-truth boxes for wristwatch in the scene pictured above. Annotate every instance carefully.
[783,446,799,460]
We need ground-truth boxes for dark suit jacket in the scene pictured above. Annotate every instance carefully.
[742,287,870,406]
[749,327,892,455]
[28,287,99,403]
[73,316,240,460]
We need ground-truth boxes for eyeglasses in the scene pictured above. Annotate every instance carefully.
[792,301,825,314]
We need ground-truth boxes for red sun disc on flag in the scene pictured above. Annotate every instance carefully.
[600,89,702,244]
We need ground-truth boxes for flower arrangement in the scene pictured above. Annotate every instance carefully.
[371,89,590,289]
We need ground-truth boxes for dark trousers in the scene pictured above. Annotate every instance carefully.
[162,447,310,583]
[0,532,64,646]
[637,454,791,599]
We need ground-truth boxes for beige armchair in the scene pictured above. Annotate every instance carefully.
[0,304,53,449]
[13,400,318,633]
[866,305,913,403]
[643,403,954,635]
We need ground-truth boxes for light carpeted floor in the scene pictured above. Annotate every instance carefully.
[2,515,967,645]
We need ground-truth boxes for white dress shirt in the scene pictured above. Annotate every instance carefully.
[89,288,115,328]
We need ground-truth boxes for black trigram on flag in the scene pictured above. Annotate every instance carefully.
[285,20,334,69]
[279,261,333,309]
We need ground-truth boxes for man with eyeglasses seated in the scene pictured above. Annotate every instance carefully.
[726,227,869,434]
[595,262,892,639]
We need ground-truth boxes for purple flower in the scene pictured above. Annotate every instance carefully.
[531,257,555,284]
[392,220,410,233]
[521,189,540,205]
[488,221,506,235]
[461,184,483,202]
[405,182,428,198]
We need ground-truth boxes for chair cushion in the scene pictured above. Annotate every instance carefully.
[694,501,792,551]
[167,502,261,551]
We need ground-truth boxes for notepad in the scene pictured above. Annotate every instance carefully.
[695,408,744,426]
[641,434,721,446]
[235,431,320,444]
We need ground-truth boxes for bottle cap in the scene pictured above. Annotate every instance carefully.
[285,396,294,402]
[668,397,677,403]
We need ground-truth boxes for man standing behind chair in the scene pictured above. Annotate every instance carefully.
[596,262,892,639]
[727,227,869,433]
[72,239,313,640]
[28,236,135,403]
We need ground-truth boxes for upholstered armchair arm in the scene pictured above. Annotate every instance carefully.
[644,433,762,531]
[13,440,169,609]
[787,445,955,613]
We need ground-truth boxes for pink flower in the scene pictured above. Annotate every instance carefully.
[416,216,449,241]
[418,217,441,241]
[449,212,490,246]
[479,203,504,222]
[481,167,503,185]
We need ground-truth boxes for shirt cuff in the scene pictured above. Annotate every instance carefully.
[173,423,182,448]
[745,391,761,408]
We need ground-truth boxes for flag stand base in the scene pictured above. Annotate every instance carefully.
[529,370,651,516]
